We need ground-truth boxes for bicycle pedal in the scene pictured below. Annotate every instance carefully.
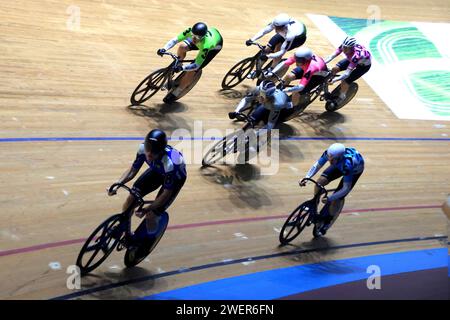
[116,243,124,251]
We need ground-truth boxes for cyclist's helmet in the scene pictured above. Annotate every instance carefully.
[294,47,313,63]
[192,22,208,38]
[327,143,346,161]
[144,129,168,156]
[260,80,277,98]
[342,36,357,48]
[272,13,290,27]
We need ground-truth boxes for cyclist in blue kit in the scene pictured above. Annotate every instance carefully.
[299,143,364,235]
[108,129,187,242]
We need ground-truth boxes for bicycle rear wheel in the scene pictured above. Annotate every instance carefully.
[325,82,359,112]
[167,69,203,101]
[124,213,169,268]
[76,214,122,276]
[279,204,312,245]
[221,57,255,89]
[130,68,167,105]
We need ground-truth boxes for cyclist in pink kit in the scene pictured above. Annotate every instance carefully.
[325,36,371,106]
[271,47,329,107]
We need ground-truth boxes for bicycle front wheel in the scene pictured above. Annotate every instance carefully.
[131,68,168,105]
[279,204,311,245]
[221,57,255,89]
[76,214,123,276]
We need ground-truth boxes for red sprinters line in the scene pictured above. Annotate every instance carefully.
[0,204,442,257]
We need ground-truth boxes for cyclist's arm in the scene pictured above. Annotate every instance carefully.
[324,47,342,63]
[147,188,173,212]
[250,23,274,42]
[183,45,212,71]
[163,37,179,51]
[116,145,146,184]
[305,152,328,178]
[272,56,295,74]
[182,62,201,71]
[146,168,177,212]
[332,67,353,82]
[116,166,140,185]
[163,28,191,51]
[233,88,258,113]
[284,69,312,93]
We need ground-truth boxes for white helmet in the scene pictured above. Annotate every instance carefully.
[327,143,346,160]
[272,13,290,27]
[342,36,357,48]
[294,47,313,61]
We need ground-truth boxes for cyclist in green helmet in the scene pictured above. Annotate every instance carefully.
[157,22,223,103]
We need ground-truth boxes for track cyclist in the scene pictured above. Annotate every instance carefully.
[157,22,223,103]
[299,143,364,235]
[325,36,371,107]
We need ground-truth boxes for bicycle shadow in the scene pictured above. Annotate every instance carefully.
[277,236,345,265]
[292,110,347,140]
[76,266,162,299]
[128,101,188,115]
[199,163,262,185]
[199,164,274,209]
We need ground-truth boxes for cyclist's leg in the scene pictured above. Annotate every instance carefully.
[327,171,363,222]
[332,59,348,76]
[265,34,283,54]
[173,39,199,93]
[332,59,350,101]
[265,34,285,66]
[128,169,164,235]
[143,177,186,236]
[243,103,268,131]
[288,33,307,51]
[317,166,342,198]
[339,64,371,100]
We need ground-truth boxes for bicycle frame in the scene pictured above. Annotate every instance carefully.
[299,178,337,215]
[249,42,268,77]
[108,183,153,237]
[159,51,197,89]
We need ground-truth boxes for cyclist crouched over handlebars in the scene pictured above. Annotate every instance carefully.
[228,80,299,161]
[157,22,223,103]
[270,47,328,109]
[299,143,364,235]
[108,129,187,244]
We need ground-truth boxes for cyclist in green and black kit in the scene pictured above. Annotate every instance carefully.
[157,22,223,103]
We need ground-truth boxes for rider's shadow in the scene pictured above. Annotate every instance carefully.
[127,104,192,132]
[276,123,306,162]
[217,84,253,101]
[199,164,274,209]
[294,111,347,139]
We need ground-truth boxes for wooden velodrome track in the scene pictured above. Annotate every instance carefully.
[1,0,449,299]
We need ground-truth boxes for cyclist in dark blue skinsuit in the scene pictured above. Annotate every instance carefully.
[108,129,186,241]
[300,143,364,235]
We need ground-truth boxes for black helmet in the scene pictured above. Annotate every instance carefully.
[192,22,208,38]
[144,129,167,155]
